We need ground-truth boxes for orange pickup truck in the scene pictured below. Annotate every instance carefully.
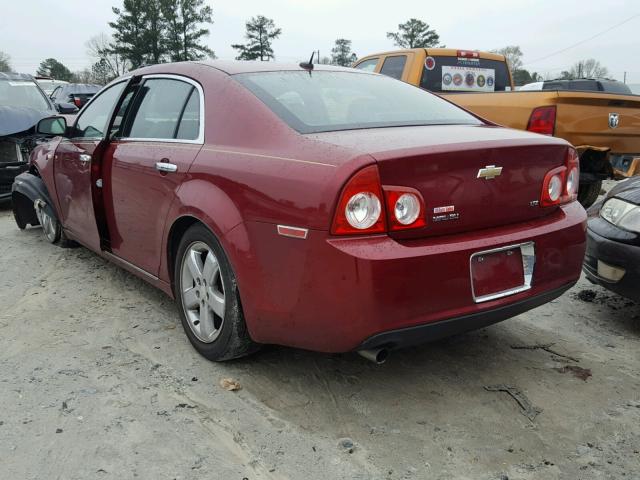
[354,48,640,207]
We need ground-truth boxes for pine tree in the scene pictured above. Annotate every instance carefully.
[162,0,215,61]
[36,58,74,81]
[0,51,11,72]
[232,16,282,61]
[331,39,356,67]
[109,0,149,68]
[386,19,442,49]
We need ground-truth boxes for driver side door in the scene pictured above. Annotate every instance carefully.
[53,81,127,251]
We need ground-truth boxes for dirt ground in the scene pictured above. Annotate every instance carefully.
[0,198,639,480]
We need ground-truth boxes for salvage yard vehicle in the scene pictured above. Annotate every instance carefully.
[12,61,586,362]
[50,83,101,110]
[354,48,640,207]
[519,78,634,95]
[0,73,63,200]
[584,177,640,302]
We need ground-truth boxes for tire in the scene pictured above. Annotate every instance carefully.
[578,180,602,208]
[34,200,61,244]
[34,199,77,247]
[174,223,259,361]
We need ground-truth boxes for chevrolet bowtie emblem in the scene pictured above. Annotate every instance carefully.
[477,165,503,180]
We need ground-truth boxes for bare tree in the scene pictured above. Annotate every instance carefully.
[490,45,523,72]
[568,59,609,79]
[86,33,131,79]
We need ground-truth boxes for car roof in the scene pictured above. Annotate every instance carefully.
[0,72,36,82]
[130,60,369,77]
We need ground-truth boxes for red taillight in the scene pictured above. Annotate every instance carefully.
[527,106,556,136]
[73,97,82,107]
[331,166,427,235]
[331,165,386,235]
[540,148,580,207]
[383,186,426,231]
[457,50,480,59]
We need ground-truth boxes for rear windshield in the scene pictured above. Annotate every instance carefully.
[420,56,510,93]
[0,79,51,110]
[235,71,482,134]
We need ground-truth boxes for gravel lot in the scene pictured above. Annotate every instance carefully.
[0,198,639,480]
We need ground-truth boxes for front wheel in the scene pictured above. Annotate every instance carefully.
[34,200,61,244]
[174,224,259,361]
[577,180,602,208]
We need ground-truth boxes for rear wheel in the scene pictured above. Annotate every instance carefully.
[174,224,259,361]
[578,180,602,208]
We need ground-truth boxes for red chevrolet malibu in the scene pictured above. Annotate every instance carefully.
[12,61,586,362]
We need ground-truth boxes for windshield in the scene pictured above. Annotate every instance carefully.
[235,71,482,134]
[420,56,511,93]
[0,80,51,110]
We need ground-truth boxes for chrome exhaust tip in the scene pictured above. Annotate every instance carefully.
[358,348,389,364]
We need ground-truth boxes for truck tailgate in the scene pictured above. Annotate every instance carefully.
[554,92,640,154]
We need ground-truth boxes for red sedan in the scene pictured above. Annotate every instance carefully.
[12,61,586,362]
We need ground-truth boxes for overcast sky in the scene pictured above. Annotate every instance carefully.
[2,0,639,83]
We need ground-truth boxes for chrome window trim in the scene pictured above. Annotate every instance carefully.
[122,73,205,145]
[469,241,535,304]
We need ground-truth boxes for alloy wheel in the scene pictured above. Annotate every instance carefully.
[180,241,226,343]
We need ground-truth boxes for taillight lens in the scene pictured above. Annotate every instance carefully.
[73,97,82,107]
[540,148,580,207]
[565,148,580,201]
[527,106,556,136]
[331,165,386,235]
[331,167,427,235]
[345,193,382,230]
[384,187,426,230]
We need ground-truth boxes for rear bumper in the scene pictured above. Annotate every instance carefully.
[359,282,575,350]
[231,202,587,353]
[584,227,640,303]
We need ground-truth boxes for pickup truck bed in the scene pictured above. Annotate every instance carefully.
[354,48,640,207]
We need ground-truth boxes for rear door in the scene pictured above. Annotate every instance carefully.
[102,75,204,276]
[54,80,128,251]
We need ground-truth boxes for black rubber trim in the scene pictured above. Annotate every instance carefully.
[358,282,576,351]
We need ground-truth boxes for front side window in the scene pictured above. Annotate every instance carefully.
[354,58,378,72]
[74,81,127,138]
[125,78,197,140]
[380,56,407,80]
[236,71,482,134]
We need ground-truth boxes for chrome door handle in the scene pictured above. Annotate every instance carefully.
[155,162,177,173]
[79,154,91,163]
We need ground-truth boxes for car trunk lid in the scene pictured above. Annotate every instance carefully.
[309,124,570,238]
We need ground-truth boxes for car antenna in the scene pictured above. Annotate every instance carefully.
[299,51,315,71]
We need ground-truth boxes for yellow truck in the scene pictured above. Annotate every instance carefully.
[353,48,640,207]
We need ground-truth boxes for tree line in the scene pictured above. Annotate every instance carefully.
[0,6,612,87]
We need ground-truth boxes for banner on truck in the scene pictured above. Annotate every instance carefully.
[441,65,495,92]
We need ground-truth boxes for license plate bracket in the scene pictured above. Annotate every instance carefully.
[470,242,535,303]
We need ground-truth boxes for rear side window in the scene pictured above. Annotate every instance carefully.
[354,59,378,72]
[125,78,199,140]
[380,56,407,80]
[176,89,200,140]
[420,56,510,93]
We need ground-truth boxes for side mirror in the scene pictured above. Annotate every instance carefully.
[37,116,67,136]
[55,102,79,114]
